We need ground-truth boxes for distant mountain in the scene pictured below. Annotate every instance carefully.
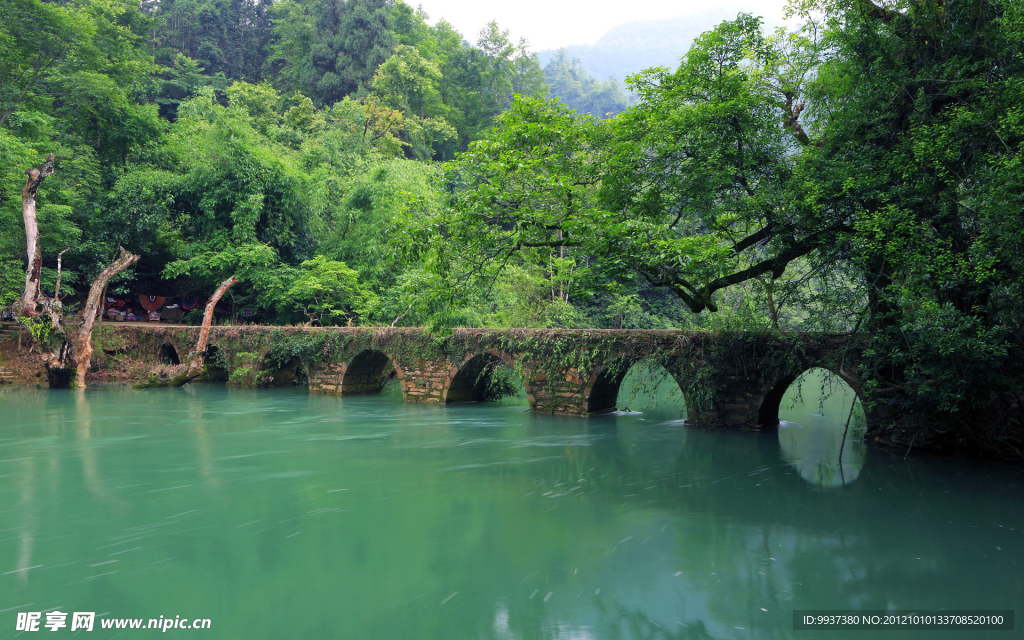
[538,7,780,82]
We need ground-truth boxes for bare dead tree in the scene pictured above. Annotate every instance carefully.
[53,243,67,298]
[20,154,55,316]
[39,244,69,334]
[74,248,140,388]
[192,276,237,364]
[184,275,238,380]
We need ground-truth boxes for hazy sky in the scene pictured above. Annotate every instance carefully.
[412,0,790,51]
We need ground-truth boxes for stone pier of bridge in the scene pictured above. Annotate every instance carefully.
[81,325,884,432]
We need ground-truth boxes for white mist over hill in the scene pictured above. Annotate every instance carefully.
[537,6,785,82]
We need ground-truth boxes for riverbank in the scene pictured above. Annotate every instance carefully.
[0,323,186,385]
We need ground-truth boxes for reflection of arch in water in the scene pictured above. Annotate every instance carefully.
[584,361,686,416]
[770,368,867,488]
[341,349,399,395]
[759,367,864,426]
[443,352,522,404]
[159,343,181,365]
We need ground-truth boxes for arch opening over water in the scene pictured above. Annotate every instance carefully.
[587,361,686,417]
[202,345,228,381]
[616,361,687,418]
[760,367,865,427]
[770,367,867,487]
[445,354,524,404]
[342,350,396,395]
[265,356,308,387]
[159,343,180,365]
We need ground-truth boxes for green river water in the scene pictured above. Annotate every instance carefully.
[1,370,1022,639]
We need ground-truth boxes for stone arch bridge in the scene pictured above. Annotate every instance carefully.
[91,325,885,431]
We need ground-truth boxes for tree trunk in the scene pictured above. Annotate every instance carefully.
[74,248,140,389]
[53,244,67,298]
[20,154,55,316]
[755,276,780,330]
[138,275,239,389]
[40,245,68,335]
[96,284,107,323]
[186,275,238,379]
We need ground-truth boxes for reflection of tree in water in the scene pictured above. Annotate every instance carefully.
[595,598,717,640]
[564,425,1011,629]
[485,596,721,640]
[6,387,1024,640]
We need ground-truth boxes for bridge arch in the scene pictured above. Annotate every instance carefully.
[767,367,868,487]
[758,366,865,427]
[584,365,629,414]
[443,352,520,404]
[158,343,181,365]
[584,360,685,415]
[202,344,229,381]
[261,352,308,387]
[340,349,401,395]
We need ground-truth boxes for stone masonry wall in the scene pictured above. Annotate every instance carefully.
[82,325,869,430]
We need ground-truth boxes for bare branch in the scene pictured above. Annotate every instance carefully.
[19,154,56,315]
[783,95,812,146]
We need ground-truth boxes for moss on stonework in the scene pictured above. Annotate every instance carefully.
[88,325,869,421]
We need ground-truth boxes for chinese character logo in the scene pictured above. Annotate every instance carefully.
[15,612,41,631]
[71,612,95,631]
[44,611,67,632]
[16,610,96,632]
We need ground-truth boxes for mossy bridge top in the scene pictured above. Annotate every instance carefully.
[83,324,884,433]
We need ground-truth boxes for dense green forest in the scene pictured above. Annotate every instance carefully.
[3,0,1024,453]
[0,0,636,327]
